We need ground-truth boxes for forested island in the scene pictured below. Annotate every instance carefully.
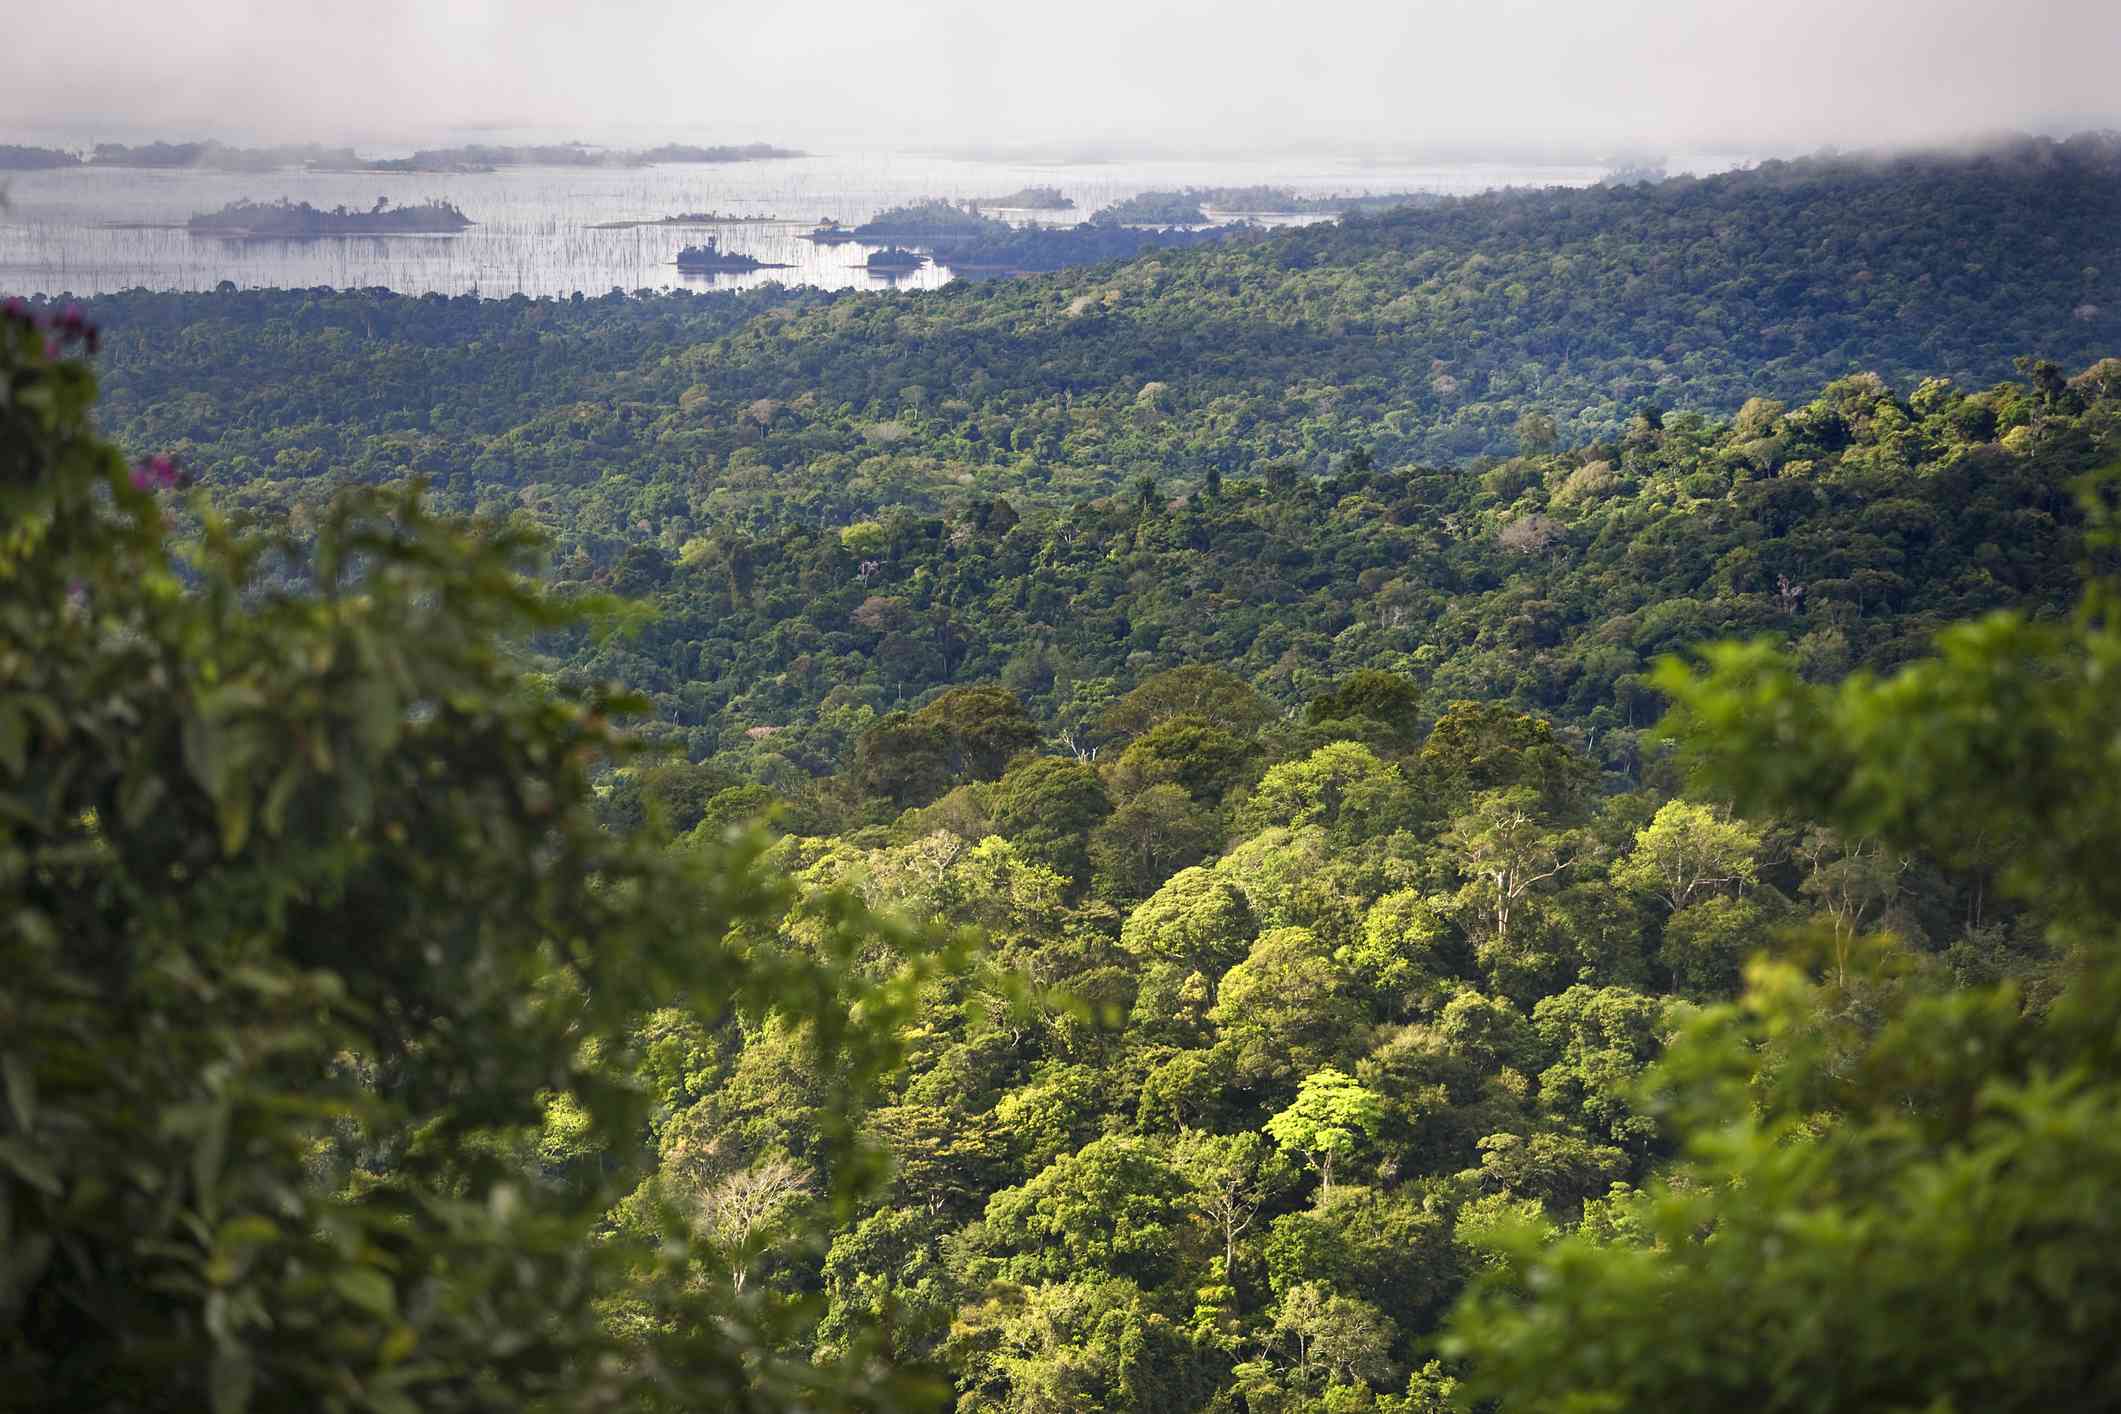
[675,238,791,272]
[639,141,806,162]
[855,199,996,239]
[10,132,2121,1414]
[972,185,1076,209]
[0,143,81,169]
[1092,190,1212,224]
[185,196,474,236]
[865,245,928,270]
[1082,187,1445,224]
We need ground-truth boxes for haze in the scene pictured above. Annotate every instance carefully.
[20,0,2121,155]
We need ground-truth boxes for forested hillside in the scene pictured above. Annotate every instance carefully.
[12,134,2121,1413]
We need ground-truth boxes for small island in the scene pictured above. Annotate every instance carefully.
[970,185,1074,210]
[802,221,862,244]
[674,238,793,272]
[864,246,927,271]
[186,197,474,237]
[854,200,993,241]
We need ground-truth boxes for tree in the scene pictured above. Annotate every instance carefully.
[1100,714,1257,804]
[0,306,946,1410]
[1213,929,1364,1090]
[911,685,1040,782]
[1610,799,1764,912]
[1445,787,1582,949]
[1445,534,2121,1410]
[1238,740,1410,840]
[1270,1282,1398,1391]
[1088,782,1219,900]
[1529,985,1671,1152]
[1098,665,1273,742]
[1173,1130,1275,1276]
[1118,866,1259,975]
[1265,1069,1388,1198]
[668,1147,811,1296]
[989,754,1112,884]
[1304,669,1424,747]
[851,711,952,808]
[982,1136,1196,1286]
[1514,410,1559,454]
[1263,1185,1456,1328]
[1420,700,1596,815]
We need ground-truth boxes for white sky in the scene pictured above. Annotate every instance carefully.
[16,0,2119,154]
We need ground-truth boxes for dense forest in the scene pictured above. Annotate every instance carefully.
[8,135,2121,1412]
[62,139,2121,779]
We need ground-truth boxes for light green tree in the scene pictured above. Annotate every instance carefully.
[1238,740,1409,839]
[1610,798,1764,912]
[1271,1281,1399,1391]
[1445,786,1582,947]
[1172,1129,1276,1276]
[1266,1068,1388,1198]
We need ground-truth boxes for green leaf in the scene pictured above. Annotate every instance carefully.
[217,790,252,857]
[191,1100,230,1215]
[332,1267,398,1320]
[1,1053,33,1132]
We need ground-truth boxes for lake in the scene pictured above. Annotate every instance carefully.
[0,150,1648,298]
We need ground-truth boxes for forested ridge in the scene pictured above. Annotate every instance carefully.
[8,136,2121,1413]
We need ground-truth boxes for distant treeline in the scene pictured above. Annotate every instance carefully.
[0,144,81,170]
[30,138,802,173]
[88,140,365,170]
[1096,186,1450,220]
[1172,185,1449,214]
[854,200,1250,271]
[368,142,805,171]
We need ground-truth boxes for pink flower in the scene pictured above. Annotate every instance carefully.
[130,454,184,491]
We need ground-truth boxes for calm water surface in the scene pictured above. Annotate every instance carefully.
[0,150,1625,298]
